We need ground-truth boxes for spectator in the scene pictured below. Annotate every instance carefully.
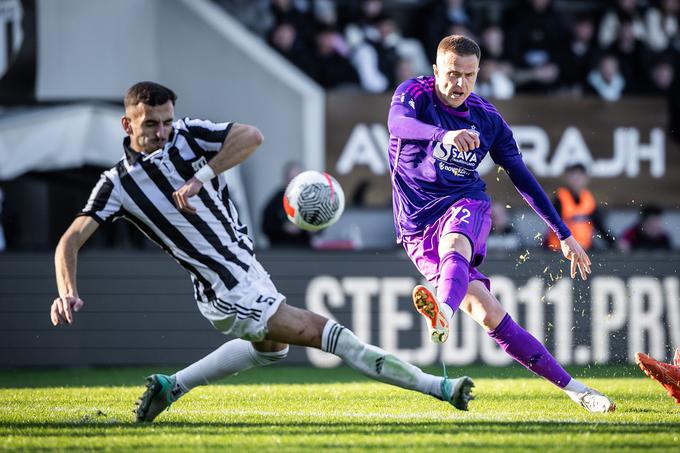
[347,14,397,92]
[644,0,680,53]
[619,205,672,252]
[506,0,565,93]
[312,0,339,28]
[268,22,316,76]
[422,0,479,63]
[376,15,431,79]
[649,56,675,94]
[343,0,385,48]
[487,202,521,251]
[557,14,601,96]
[270,0,309,31]
[350,14,430,91]
[598,0,647,49]
[261,161,312,248]
[476,24,515,99]
[312,25,360,89]
[608,19,653,94]
[545,163,615,251]
[587,54,626,101]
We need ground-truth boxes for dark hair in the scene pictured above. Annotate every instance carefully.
[565,163,587,174]
[124,81,177,108]
[437,34,481,60]
[641,205,663,219]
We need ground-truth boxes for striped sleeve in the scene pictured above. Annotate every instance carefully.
[77,170,122,224]
[181,118,233,153]
[388,78,447,142]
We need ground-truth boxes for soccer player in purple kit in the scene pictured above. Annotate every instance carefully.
[388,35,615,413]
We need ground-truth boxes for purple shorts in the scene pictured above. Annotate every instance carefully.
[403,198,492,290]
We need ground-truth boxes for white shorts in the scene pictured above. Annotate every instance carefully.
[196,259,285,342]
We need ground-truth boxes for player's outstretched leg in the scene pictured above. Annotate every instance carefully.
[463,281,615,413]
[635,351,680,404]
[266,303,475,411]
[135,339,288,422]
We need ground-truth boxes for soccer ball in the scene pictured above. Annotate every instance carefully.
[283,170,345,232]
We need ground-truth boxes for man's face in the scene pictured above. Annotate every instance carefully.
[433,51,479,108]
[642,215,665,238]
[565,169,588,192]
[122,101,174,153]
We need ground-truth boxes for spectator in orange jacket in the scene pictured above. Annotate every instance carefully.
[545,163,614,251]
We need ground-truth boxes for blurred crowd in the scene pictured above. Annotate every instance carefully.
[1,1,676,254]
[216,0,680,102]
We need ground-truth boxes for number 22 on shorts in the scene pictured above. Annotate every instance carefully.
[450,206,471,224]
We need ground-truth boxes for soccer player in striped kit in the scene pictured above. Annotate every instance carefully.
[388,35,615,413]
[50,81,474,422]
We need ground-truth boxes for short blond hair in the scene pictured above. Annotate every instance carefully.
[437,34,480,60]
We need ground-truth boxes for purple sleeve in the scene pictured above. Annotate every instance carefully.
[388,81,448,142]
[490,116,571,240]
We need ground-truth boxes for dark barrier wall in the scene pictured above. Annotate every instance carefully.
[1,251,678,367]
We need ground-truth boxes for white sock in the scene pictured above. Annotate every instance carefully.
[321,320,443,399]
[563,378,588,401]
[172,339,288,400]
[440,303,454,323]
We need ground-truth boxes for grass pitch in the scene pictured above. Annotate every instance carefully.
[1,365,678,452]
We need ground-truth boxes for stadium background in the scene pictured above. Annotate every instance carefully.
[0,0,678,369]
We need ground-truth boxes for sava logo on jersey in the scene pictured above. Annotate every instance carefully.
[433,142,480,177]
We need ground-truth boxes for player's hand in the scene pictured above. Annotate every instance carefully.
[50,295,84,326]
[560,236,591,280]
[442,129,480,152]
[172,177,203,214]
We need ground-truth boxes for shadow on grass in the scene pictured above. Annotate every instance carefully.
[0,364,645,388]
[3,419,680,437]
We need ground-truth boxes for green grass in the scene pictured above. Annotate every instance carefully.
[1,365,678,452]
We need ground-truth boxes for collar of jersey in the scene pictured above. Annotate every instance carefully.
[432,88,470,118]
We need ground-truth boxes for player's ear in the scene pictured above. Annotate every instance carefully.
[433,64,439,78]
[121,116,132,135]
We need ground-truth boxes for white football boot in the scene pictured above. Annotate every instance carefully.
[569,387,616,413]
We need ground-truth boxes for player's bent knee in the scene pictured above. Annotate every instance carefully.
[438,233,472,261]
[252,344,289,366]
[298,311,325,347]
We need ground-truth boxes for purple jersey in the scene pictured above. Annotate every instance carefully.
[388,76,570,242]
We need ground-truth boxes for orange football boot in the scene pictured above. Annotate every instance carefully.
[412,285,449,343]
[635,352,680,404]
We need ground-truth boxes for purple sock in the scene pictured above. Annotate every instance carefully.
[488,313,572,388]
[436,251,470,313]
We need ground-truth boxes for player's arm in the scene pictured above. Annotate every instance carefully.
[51,216,99,326]
[387,86,479,150]
[172,123,263,213]
[490,119,590,280]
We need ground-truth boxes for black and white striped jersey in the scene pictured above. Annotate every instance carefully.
[79,118,254,302]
